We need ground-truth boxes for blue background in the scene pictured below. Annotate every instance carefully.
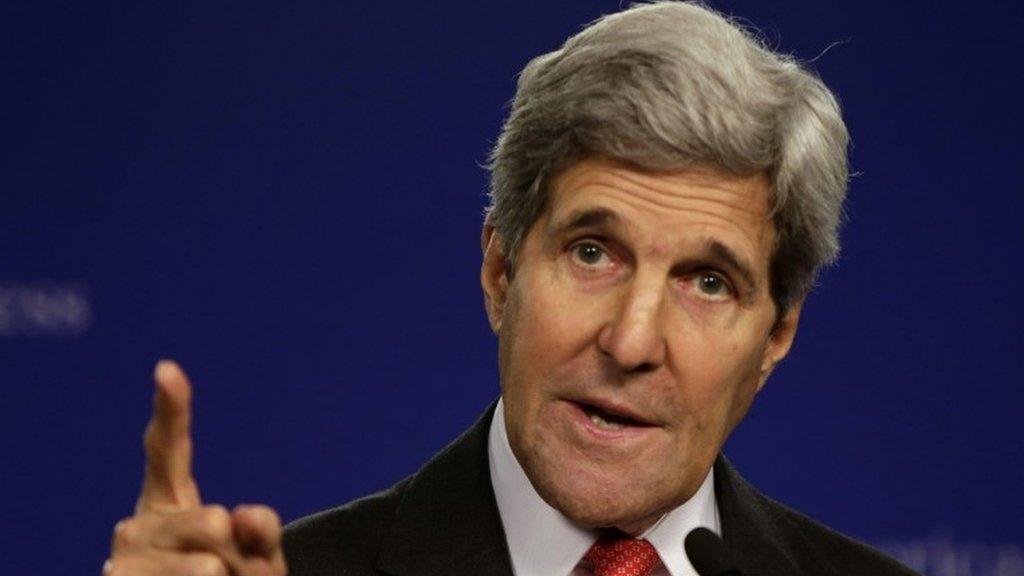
[2,1,1022,574]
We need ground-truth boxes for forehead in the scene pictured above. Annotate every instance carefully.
[542,158,775,265]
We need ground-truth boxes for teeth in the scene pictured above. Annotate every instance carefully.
[589,411,624,430]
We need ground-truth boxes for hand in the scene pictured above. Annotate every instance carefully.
[105,360,287,576]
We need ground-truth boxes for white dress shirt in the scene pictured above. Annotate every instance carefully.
[488,398,721,576]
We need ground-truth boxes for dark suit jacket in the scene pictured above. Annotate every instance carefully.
[284,405,918,576]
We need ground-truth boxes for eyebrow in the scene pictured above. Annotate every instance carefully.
[557,207,620,233]
[702,239,758,293]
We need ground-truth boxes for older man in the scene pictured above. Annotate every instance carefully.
[106,3,918,576]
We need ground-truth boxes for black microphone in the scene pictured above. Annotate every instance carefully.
[684,527,743,576]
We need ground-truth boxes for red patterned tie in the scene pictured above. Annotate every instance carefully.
[585,534,661,576]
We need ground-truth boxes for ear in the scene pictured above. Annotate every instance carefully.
[480,225,510,334]
[756,299,804,392]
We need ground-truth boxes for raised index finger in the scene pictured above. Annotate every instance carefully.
[136,359,201,513]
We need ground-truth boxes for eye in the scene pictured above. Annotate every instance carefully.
[570,241,612,268]
[689,271,734,301]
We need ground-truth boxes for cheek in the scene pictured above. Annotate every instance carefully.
[499,278,568,404]
[502,273,600,375]
[714,338,769,428]
[667,328,768,427]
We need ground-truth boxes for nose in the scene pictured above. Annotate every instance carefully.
[597,273,667,373]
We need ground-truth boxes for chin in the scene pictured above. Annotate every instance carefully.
[524,453,669,532]
[547,486,665,534]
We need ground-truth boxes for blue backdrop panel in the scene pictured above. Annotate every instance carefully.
[2,1,1021,574]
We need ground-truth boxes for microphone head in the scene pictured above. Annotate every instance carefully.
[684,527,742,576]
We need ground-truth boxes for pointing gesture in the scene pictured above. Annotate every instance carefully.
[137,360,201,512]
[105,361,287,576]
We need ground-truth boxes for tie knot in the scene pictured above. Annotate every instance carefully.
[584,535,661,576]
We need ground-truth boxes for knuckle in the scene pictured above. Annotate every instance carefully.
[111,517,140,551]
[103,557,131,576]
[190,554,227,576]
[259,506,283,530]
[241,504,283,533]
[198,505,232,540]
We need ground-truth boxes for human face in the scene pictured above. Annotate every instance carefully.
[481,158,803,535]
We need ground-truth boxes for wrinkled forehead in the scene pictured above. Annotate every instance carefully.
[541,159,775,252]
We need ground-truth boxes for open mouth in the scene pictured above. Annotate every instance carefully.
[577,401,653,431]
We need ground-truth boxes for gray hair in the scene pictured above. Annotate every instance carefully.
[485,1,849,314]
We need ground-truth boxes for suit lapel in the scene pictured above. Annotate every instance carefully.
[376,403,515,576]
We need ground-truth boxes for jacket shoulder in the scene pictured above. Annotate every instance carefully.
[281,405,506,576]
[714,457,919,576]
[753,490,919,576]
[283,477,412,576]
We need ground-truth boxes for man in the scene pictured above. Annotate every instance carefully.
[105,2,918,575]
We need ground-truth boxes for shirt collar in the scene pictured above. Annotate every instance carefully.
[488,397,721,576]
[640,460,720,576]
